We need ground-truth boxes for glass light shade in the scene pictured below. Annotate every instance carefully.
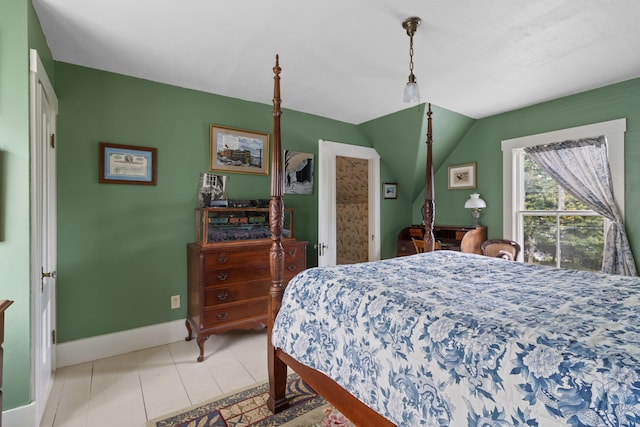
[403,82,420,103]
[464,193,487,209]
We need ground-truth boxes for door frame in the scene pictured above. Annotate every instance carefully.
[29,48,58,425]
[317,140,380,266]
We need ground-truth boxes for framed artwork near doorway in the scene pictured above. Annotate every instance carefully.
[383,182,397,199]
[284,150,314,195]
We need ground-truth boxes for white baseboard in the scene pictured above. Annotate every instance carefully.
[3,401,35,427]
[56,319,187,368]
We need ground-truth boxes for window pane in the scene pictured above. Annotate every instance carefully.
[523,215,557,267]
[562,189,590,211]
[559,216,604,271]
[524,155,557,210]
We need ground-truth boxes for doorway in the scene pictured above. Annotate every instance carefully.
[317,140,380,267]
[336,156,369,264]
[29,49,58,424]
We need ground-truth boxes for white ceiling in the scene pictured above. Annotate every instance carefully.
[33,0,640,124]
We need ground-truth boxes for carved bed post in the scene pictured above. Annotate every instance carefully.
[267,54,290,413]
[422,103,435,252]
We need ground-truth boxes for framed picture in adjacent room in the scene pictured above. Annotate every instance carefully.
[383,182,397,199]
[99,142,157,185]
[448,162,476,190]
[210,124,269,175]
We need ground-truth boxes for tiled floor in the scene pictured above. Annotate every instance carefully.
[39,330,270,427]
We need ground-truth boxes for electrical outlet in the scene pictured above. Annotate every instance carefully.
[171,295,180,309]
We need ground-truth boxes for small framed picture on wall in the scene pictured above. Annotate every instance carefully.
[383,182,397,199]
[448,162,477,190]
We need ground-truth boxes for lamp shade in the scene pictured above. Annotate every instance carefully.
[403,81,420,103]
[464,193,486,209]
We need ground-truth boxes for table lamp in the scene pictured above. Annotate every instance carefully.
[464,193,486,227]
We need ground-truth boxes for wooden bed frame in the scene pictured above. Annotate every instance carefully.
[266,55,433,425]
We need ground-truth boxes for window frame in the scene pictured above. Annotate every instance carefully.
[501,119,626,261]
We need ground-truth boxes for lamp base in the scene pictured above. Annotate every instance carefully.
[470,209,482,227]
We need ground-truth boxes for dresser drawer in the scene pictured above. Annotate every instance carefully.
[204,265,270,285]
[204,282,270,307]
[283,244,305,259]
[204,247,269,269]
[203,299,267,328]
[283,258,306,277]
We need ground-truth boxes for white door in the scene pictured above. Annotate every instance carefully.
[317,140,380,266]
[30,49,58,424]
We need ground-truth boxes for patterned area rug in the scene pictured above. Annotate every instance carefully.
[147,374,353,427]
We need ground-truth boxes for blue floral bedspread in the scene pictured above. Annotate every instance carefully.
[272,251,640,426]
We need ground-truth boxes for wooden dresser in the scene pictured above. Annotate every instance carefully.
[397,225,487,256]
[0,300,13,427]
[186,240,307,362]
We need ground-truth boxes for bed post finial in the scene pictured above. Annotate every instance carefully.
[423,103,435,252]
[267,53,289,414]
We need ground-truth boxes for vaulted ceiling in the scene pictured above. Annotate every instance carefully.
[34,0,640,124]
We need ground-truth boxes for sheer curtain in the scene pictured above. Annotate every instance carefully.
[525,135,637,276]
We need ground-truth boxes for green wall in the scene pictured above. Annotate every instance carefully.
[55,62,407,342]
[431,78,640,270]
[0,0,31,410]
[359,103,477,237]
[0,0,53,410]
[53,61,640,349]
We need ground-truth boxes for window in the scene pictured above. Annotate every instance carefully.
[501,119,626,269]
[517,150,604,270]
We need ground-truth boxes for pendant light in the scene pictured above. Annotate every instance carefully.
[402,17,421,103]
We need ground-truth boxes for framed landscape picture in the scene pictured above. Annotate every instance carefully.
[383,182,397,199]
[210,125,269,175]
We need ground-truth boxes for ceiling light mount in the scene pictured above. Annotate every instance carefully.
[402,16,421,37]
[402,16,422,103]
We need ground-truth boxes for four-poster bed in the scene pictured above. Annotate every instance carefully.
[266,56,640,426]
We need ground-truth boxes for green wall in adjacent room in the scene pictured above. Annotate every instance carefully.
[54,62,414,343]
[429,78,640,271]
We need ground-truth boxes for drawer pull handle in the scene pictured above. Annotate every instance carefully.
[217,312,227,320]
[287,249,296,256]
[218,255,228,263]
[217,292,229,301]
[217,273,229,281]
[287,265,296,272]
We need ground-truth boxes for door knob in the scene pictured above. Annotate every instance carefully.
[313,243,328,256]
[41,267,57,291]
[41,269,57,279]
